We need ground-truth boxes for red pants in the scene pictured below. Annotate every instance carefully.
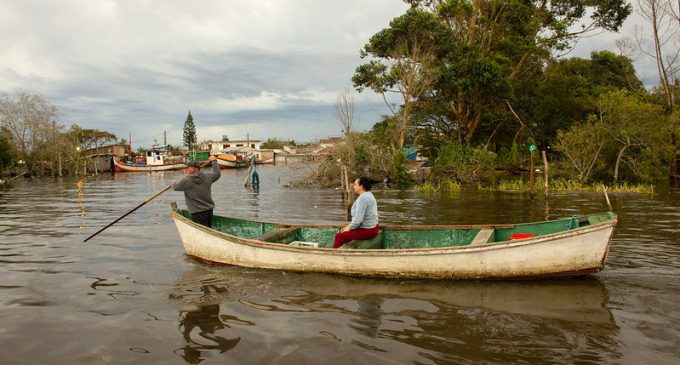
[333,225,379,248]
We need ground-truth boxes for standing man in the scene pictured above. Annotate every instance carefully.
[172,155,220,228]
[333,177,379,248]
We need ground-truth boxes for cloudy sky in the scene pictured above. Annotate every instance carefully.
[0,0,660,149]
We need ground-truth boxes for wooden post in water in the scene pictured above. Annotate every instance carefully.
[339,165,345,195]
[243,157,254,187]
[529,150,535,197]
[542,150,549,198]
[341,165,353,212]
[602,184,613,211]
[342,165,346,192]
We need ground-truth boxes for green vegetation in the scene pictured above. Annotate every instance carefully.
[309,1,677,194]
[487,177,654,195]
[0,127,15,168]
[0,90,121,176]
[261,138,296,149]
[2,1,678,192]
[416,180,461,193]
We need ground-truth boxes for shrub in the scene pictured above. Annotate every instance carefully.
[430,143,496,183]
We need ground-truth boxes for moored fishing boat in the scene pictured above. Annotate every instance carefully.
[215,152,250,169]
[114,158,186,172]
[170,207,617,280]
[114,147,186,172]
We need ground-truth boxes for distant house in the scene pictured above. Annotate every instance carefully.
[318,136,344,148]
[283,145,296,154]
[197,141,212,151]
[210,135,262,152]
[83,144,128,157]
[82,144,129,173]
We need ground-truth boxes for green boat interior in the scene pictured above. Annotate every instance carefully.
[176,209,616,250]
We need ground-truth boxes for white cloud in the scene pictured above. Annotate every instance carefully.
[200,92,283,112]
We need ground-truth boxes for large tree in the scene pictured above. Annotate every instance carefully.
[335,88,355,136]
[354,0,632,145]
[594,90,667,182]
[69,125,117,151]
[353,8,443,150]
[508,50,644,148]
[183,111,197,151]
[0,127,15,167]
[632,0,680,178]
[0,90,61,167]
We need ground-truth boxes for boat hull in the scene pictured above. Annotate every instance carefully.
[114,158,186,172]
[171,211,616,279]
[214,153,250,169]
[215,158,249,169]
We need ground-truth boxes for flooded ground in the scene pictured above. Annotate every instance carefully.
[1,165,679,364]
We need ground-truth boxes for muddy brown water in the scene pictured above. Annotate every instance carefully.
[1,166,678,364]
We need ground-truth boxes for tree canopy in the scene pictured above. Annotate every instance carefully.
[0,91,60,167]
[353,0,632,146]
[67,125,117,151]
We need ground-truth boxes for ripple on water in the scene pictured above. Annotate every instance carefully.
[0,169,679,364]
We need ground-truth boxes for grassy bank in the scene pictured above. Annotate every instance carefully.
[490,177,654,194]
[416,177,655,194]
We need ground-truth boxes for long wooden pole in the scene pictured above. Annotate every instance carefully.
[83,185,171,242]
[84,159,212,242]
[3,171,28,183]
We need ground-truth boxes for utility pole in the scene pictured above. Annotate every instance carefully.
[164,130,167,146]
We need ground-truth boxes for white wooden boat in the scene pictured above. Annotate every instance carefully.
[114,148,186,172]
[170,207,617,280]
[114,158,186,172]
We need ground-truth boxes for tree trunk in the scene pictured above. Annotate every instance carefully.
[613,144,628,183]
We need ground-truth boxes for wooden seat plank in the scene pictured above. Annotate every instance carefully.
[470,228,494,245]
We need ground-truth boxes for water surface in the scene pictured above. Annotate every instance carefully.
[1,166,678,364]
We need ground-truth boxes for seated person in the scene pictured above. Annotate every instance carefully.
[333,177,379,248]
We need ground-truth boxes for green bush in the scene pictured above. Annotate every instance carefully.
[430,143,496,183]
[496,142,524,169]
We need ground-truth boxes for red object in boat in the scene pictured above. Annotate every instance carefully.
[509,233,534,240]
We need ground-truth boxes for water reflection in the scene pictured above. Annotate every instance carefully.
[76,179,86,229]
[173,284,244,363]
[171,263,620,363]
[350,295,383,340]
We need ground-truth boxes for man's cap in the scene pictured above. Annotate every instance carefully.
[186,160,201,168]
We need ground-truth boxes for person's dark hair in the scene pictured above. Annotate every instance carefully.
[186,160,201,168]
[357,176,372,191]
